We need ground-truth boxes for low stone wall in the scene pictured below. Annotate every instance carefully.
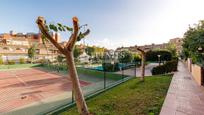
[191,64,203,85]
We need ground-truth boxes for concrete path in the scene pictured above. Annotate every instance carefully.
[114,63,158,77]
[160,61,204,115]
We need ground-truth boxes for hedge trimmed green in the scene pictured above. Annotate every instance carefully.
[102,62,120,72]
[151,60,178,75]
[146,50,172,62]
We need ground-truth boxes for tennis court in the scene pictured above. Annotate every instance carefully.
[0,68,90,114]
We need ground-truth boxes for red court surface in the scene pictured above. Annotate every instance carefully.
[0,68,90,113]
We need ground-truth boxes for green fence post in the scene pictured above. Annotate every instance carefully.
[104,70,106,89]
[72,89,74,103]
[135,62,137,77]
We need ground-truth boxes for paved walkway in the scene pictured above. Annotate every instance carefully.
[160,61,204,115]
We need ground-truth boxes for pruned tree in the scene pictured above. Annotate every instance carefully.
[36,16,90,115]
[136,47,146,81]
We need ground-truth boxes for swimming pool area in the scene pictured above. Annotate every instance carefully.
[93,66,104,71]
[89,63,136,71]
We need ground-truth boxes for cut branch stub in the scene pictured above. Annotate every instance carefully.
[66,17,79,51]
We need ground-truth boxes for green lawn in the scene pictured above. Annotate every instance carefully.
[60,74,172,115]
[77,67,127,81]
[40,64,126,81]
[0,64,41,70]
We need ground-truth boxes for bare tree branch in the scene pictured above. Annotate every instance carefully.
[136,47,145,55]
[36,16,66,55]
[66,17,79,51]
[65,34,74,50]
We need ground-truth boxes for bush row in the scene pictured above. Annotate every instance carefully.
[151,60,178,75]
[102,63,120,72]
[42,63,68,71]
[0,58,27,65]
[146,50,172,62]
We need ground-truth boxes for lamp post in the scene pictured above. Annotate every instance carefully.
[198,47,203,52]
[157,54,161,66]
[198,46,203,64]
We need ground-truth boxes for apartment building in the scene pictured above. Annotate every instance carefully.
[116,38,183,55]
[168,38,183,54]
[0,31,60,62]
[116,43,169,53]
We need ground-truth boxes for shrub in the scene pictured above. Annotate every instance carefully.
[118,50,133,63]
[8,60,15,65]
[146,50,172,62]
[0,58,3,65]
[102,62,119,72]
[39,59,47,64]
[151,60,178,75]
[19,58,25,64]
[133,54,141,62]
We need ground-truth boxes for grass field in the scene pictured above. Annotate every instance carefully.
[77,67,126,81]
[40,64,126,81]
[0,64,41,70]
[60,74,172,115]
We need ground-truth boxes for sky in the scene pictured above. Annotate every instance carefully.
[1,0,204,49]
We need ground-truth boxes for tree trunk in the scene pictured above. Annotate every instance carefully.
[66,52,89,115]
[141,54,145,81]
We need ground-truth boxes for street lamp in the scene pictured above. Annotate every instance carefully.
[198,47,203,53]
[198,46,203,64]
[157,54,161,66]
[111,60,114,65]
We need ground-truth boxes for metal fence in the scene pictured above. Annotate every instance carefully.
[36,63,136,115]
[40,76,134,115]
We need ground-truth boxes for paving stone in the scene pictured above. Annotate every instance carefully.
[160,62,204,115]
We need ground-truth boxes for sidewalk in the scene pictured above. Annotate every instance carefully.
[160,61,204,115]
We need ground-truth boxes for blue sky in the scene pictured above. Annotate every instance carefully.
[1,0,204,49]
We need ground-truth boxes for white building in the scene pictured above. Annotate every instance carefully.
[78,52,90,63]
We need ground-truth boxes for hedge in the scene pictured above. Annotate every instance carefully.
[102,62,120,72]
[8,60,15,65]
[0,58,3,65]
[146,50,172,62]
[19,58,25,64]
[151,60,178,75]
